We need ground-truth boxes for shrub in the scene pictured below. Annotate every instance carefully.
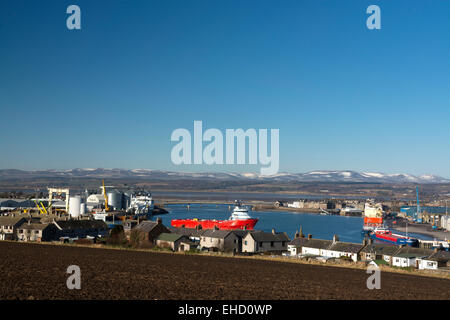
[106,225,126,246]
[339,255,353,262]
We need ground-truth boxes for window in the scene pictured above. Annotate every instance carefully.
[270,241,274,247]
[244,240,247,245]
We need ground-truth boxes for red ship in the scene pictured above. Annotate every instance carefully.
[171,201,258,230]
[369,226,418,247]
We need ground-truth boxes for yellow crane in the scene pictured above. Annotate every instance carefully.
[102,180,110,212]
[33,200,50,214]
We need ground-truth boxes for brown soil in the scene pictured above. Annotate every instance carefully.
[0,241,448,300]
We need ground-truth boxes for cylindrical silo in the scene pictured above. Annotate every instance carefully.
[107,192,122,210]
[122,193,131,211]
[69,196,81,218]
[80,203,86,216]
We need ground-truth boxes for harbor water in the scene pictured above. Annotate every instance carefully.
[156,203,435,243]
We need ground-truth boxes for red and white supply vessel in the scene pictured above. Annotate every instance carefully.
[171,200,258,230]
[363,202,384,231]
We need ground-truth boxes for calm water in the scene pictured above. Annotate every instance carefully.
[155,203,434,243]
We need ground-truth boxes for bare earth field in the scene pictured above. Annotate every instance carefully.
[0,242,449,300]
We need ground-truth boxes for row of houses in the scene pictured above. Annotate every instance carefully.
[125,219,450,271]
[3,214,449,272]
[126,219,290,254]
[0,216,108,242]
[288,234,450,270]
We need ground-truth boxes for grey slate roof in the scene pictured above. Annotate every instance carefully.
[134,221,159,233]
[156,233,185,242]
[0,216,26,227]
[299,238,333,250]
[288,237,311,247]
[425,250,450,261]
[201,229,234,239]
[328,242,365,254]
[18,223,49,230]
[394,247,434,258]
[248,231,290,242]
[169,227,205,237]
[360,243,400,256]
[54,220,108,231]
[232,230,250,239]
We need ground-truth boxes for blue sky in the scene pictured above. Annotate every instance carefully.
[0,0,449,177]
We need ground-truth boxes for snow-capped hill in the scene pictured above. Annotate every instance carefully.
[0,169,448,184]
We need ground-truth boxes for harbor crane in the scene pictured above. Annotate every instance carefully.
[416,186,421,221]
[102,180,110,212]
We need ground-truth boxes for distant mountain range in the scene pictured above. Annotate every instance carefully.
[0,169,449,184]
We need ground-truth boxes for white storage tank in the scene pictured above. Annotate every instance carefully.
[69,196,81,218]
[80,203,86,216]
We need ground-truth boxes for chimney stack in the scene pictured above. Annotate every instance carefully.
[156,217,162,225]
[333,234,339,243]
[307,234,312,239]
[272,228,276,235]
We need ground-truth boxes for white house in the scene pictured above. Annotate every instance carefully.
[287,237,310,256]
[392,247,435,268]
[416,258,439,270]
[417,250,450,270]
[391,253,422,268]
[300,238,333,256]
[321,236,365,262]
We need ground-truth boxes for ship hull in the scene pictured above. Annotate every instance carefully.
[171,218,258,230]
[369,232,418,247]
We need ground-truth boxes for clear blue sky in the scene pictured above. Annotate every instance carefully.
[1,0,449,177]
